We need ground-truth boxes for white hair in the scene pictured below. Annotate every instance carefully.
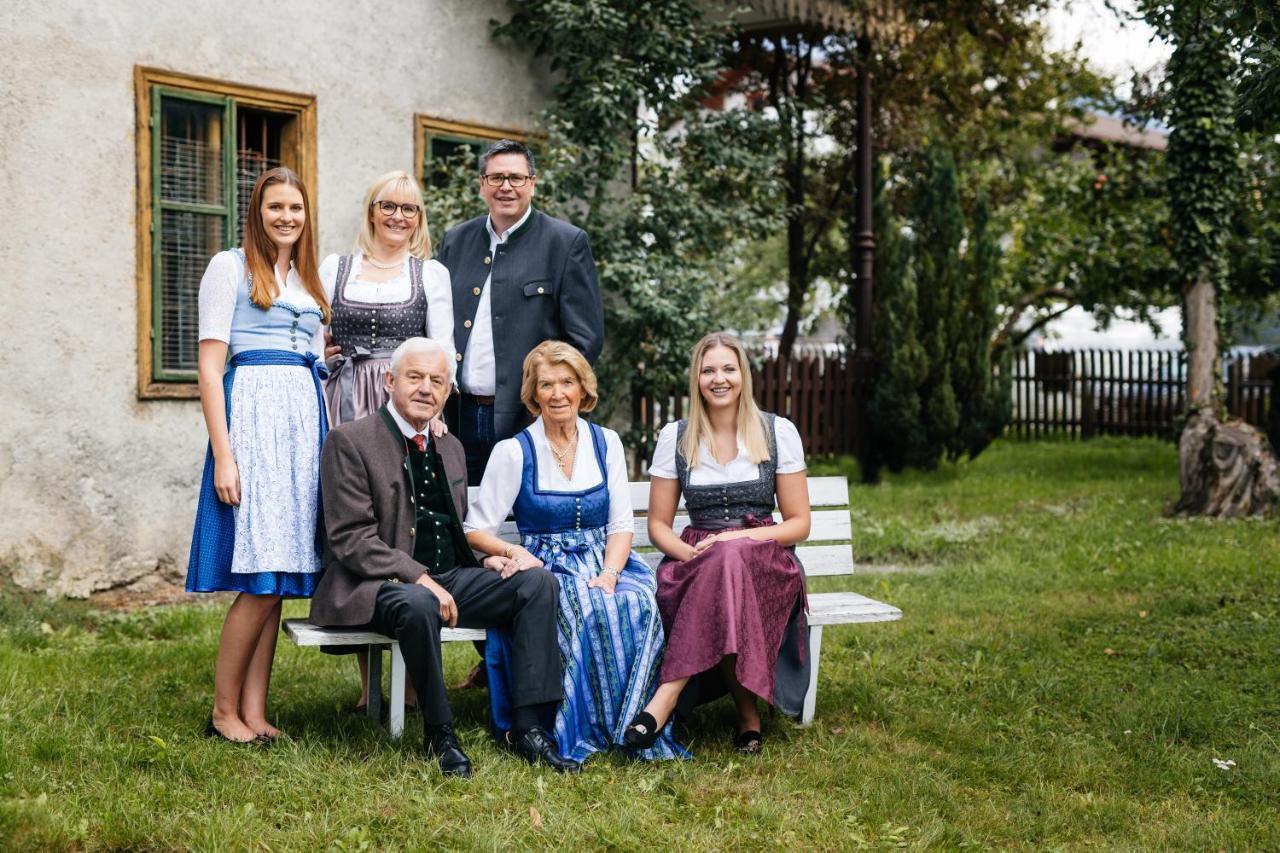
[390,337,457,386]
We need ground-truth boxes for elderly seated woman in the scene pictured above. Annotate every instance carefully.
[465,341,687,762]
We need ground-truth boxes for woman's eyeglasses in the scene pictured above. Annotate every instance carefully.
[373,201,422,218]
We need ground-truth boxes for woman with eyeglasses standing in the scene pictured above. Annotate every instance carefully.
[321,170,454,428]
[319,170,455,714]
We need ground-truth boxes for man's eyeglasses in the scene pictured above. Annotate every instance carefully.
[481,173,532,188]
[373,201,422,218]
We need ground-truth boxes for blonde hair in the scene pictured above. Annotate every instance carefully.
[520,341,599,416]
[680,332,769,468]
[355,170,432,259]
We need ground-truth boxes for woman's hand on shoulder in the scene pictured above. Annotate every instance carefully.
[429,415,449,438]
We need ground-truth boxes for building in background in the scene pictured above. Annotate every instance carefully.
[0,1,549,596]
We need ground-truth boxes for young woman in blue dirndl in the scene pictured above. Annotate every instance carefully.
[186,167,332,744]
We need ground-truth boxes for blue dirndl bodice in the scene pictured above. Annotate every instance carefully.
[512,423,610,536]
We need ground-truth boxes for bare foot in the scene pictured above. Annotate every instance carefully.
[244,718,283,739]
[210,711,258,743]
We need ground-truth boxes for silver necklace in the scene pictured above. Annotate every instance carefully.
[547,431,578,463]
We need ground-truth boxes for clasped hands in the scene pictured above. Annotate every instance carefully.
[485,547,543,579]
[688,529,760,559]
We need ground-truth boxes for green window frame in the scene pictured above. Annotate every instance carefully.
[135,68,316,399]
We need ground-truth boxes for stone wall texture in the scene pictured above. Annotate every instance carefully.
[0,0,549,596]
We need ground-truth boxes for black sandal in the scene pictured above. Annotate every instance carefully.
[732,729,763,755]
[623,711,661,749]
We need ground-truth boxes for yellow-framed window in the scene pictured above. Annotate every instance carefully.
[134,67,317,399]
[414,115,529,190]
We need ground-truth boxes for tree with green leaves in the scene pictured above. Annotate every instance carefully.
[1135,0,1279,516]
[489,1,783,426]
[865,147,1009,474]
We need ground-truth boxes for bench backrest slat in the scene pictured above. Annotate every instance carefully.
[466,474,854,578]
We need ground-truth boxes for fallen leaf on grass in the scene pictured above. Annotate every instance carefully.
[1104,648,1117,656]
[530,806,543,828]
[1211,758,1236,771]
[1138,611,1148,618]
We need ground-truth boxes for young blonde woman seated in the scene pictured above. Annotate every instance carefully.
[625,332,811,755]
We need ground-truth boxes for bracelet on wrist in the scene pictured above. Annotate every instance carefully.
[600,566,621,578]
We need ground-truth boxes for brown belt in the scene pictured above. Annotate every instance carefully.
[462,393,496,406]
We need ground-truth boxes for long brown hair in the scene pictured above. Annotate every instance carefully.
[242,167,330,322]
[680,332,770,468]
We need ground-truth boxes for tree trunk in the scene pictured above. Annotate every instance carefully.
[1175,411,1280,517]
[1182,277,1218,411]
[1175,277,1280,516]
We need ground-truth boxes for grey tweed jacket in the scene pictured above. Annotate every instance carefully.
[308,407,472,627]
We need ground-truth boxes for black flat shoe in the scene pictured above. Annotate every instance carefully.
[204,716,268,746]
[732,729,763,755]
[623,711,662,750]
[424,724,473,779]
[510,727,581,774]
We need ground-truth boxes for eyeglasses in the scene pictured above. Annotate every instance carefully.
[373,201,422,218]
[481,173,532,188]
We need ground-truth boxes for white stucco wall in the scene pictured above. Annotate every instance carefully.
[0,1,549,596]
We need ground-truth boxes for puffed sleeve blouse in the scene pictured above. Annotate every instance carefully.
[319,252,455,353]
[648,415,806,484]
[465,417,634,536]
[197,250,326,356]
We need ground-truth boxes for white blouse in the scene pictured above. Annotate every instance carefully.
[465,417,633,537]
[648,416,806,484]
[197,251,326,356]
[319,253,455,353]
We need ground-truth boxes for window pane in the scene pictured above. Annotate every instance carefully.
[235,108,289,243]
[159,210,223,373]
[160,100,224,206]
[426,137,482,188]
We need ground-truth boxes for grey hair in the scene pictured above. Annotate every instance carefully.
[390,337,457,386]
[480,139,536,176]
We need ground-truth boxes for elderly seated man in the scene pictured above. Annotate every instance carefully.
[308,336,578,777]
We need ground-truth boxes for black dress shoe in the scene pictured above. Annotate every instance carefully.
[424,724,473,779]
[623,711,662,750]
[732,728,763,755]
[510,727,581,774]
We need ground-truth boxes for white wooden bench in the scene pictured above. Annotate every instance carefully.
[283,475,901,738]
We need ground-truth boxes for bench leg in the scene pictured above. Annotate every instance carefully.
[389,643,406,741]
[367,645,383,723]
[801,625,823,726]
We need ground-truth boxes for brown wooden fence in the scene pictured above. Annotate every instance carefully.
[1010,348,1277,439]
[630,350,874,476]
[630,348,1276,474]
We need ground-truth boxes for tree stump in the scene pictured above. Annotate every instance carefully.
[1175,410,1280,517]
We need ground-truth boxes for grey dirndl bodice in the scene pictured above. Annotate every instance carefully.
[328,255,429,354]
[675,413,778,530]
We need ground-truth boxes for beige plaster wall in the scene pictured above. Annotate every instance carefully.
[0,0,548,596]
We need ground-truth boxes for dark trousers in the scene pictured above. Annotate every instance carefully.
[368,567,562,728]
[452,394,497,486]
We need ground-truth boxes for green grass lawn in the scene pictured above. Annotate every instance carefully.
[2,438,1277,850]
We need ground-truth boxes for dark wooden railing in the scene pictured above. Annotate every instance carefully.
[629,348,1275,474]
[1009,349,1277,440]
